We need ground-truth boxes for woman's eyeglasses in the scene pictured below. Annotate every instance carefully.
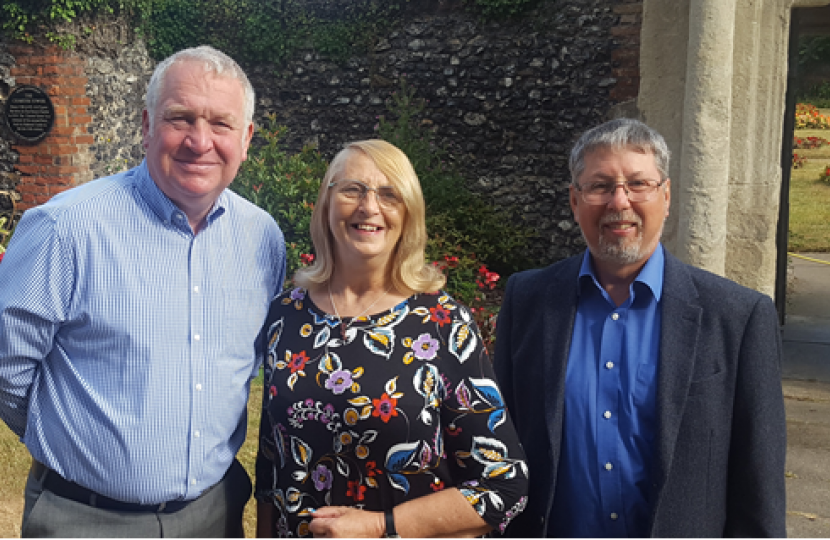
[329,179,403,209]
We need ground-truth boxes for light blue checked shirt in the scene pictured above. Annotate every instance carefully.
[0,160,285,504]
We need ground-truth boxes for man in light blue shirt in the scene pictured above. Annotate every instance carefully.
[0,46,286,537]
[495,118,786,537]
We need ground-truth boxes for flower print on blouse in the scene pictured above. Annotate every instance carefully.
[255,288,528,537]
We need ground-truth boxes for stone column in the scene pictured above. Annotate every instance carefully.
[640,0,830,297]
[676,0,737,276]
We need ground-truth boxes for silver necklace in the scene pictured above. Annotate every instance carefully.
[328,283,393,339]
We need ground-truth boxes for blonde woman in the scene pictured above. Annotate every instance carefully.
[255,140,528,538]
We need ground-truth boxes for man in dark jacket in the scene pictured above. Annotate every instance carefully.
[494,118,786,537]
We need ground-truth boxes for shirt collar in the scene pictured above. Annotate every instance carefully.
[134,159,228,227]
[577,243,664,302]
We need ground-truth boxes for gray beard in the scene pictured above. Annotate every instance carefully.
[584,216,665,267]
[595,232,646,265]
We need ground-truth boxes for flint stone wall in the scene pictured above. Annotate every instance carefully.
[250,0,621,263]
[1,0,628,264]
[86,40,154,181]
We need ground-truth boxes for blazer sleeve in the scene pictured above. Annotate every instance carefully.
[725,293,787,537]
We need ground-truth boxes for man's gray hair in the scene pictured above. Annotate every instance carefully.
[144,45,255,136]
[568,118,670,184]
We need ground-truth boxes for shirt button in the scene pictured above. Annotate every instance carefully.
[605,462,613,471]
[606,361,614,369]
[194,430,201,438]
[610,513,618,520]
[611,313,619,321]
[191,479,197,485]
[603,411,612,419]
[196,383,203,391]
[194,334,201,341]
[193,285,200,293]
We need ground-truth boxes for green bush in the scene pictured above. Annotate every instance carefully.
[799,36,830,68]
[231,114,327,283]
[798,82,830,109]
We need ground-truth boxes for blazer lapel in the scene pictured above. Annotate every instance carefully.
[651,253,703,508]
[541,257,580,472]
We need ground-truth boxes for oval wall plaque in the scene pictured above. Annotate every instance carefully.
[4,85,56,143]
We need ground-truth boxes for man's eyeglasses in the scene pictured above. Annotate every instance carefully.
[329,179,403,209]
[574,178,667,205]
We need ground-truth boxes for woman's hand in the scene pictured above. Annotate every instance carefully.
[308,506,385,538]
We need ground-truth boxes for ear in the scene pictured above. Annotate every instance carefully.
[663,178,671,217]
[141,109,151,150]
[569,184,580,224]
[241,122,254,161]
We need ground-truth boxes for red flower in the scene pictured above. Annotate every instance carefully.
[429,305,451,326]
[252,183,263,193]
[366,461,381,477]
[300,253,315,265]
[0,252,4,264]
[444,255,459,268]
[372,392,399,423]
[346,480,366,501]
[288,351,310,373]
[475,266,500,290]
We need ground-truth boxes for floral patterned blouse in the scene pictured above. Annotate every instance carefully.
[255,287,528,537]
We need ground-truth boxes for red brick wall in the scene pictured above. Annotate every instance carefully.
[610,1,642,103]
[7,43,93,211]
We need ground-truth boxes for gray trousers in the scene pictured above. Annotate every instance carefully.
[21,459,251,538]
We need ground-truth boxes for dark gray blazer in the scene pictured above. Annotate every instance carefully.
[494,249,786,537]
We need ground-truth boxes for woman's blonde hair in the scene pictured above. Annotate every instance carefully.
[294,140,445,295]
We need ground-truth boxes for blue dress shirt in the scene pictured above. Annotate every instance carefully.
[549,245,664,537]
[0,161,285,504]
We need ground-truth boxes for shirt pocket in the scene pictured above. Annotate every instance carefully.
[634,363,658,409]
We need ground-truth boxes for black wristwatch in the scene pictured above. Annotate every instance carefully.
[384,508,401,538]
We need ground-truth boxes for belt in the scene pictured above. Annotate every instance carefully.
[33,460,194,514]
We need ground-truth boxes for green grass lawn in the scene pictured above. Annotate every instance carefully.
[0,379,264,537]
[790,125,830,253]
